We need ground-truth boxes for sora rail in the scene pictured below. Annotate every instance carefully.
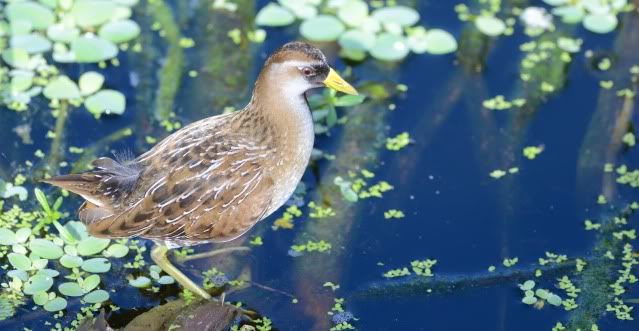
[43,42,358,299]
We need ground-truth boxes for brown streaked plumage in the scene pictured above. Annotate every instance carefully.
[45,42,356,248]
[43,42,357,299]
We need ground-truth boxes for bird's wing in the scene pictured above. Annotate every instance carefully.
[80,117,276,243]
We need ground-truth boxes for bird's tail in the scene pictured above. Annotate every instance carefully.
[41,157,141,208]
[41,173,99,197]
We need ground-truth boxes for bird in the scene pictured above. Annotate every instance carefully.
[42,42,358,299]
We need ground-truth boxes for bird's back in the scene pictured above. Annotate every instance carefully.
[45,112,278,247]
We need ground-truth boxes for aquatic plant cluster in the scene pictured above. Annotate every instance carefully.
[255,0,458,61]
[0,0,638,330]
[1,0,142,116]
[0,189,156,328]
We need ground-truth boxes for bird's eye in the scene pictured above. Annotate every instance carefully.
[300,67,315,76]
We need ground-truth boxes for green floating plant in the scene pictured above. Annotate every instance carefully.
[542,0,633,34]
[0,189,133,319]
[386,132,411,151]
[128,264,175,291]
[454,0,517,37]
[383,259,437,278]
[1,0,140,115]
[308,87,366,135]
[290,240,332,255]
[523,145,544,160]
[518,279,564,308]
[256,0,458,61]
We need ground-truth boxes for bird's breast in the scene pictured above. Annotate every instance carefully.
[264,99,315,216]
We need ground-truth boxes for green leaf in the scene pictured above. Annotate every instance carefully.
[98,19,141,43]
[1,184,28,201]
[371,6,420,27]
[81,258,111,273]
[32,291,49,306]
[71,37,118,63]
[334,95,365,107]
[300,15,345,42]
[2,48,31,69]
[475,15,506,36]
[255,3,295,27]
[29,239,63,259]
[279,0,317,19]
[63,221,89,242]
[59,254,83,268]
[10,20,33,36]
[43,76,81,100]
[37,269,59,277]
[10,33,51,54]
[81,274,101,293]
[547,294,563,306]
[84,90,126,116]
[7,270,28,281]
[83,290,109,303]
[34,188,50,213]
[10,72,34,93]
[77,237,110,256]
[43,297,67,312]
[15,228,31,243]
[6,2,55,30]
[0,229,17,246]
[535,288,550,299]
[46,24,80,43]
[423,29,458,55]
[58,282,84,297]
[71,0,117,28]
[370,33,409,61]
[24,274,54,295]
[519,280,535,291]
[79,71,105,96]
[8,253,32,271]
[338,29,376,52]
[583,13,618,34]
[128,276,151,288]
[31,258,48,270]
[104,244,129,258]
[157,275,175,285]
[337,0,369,27]
[552,6,585,24]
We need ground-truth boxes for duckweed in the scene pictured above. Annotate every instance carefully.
[383,209,405,219]
[503,257,519,267]
[290,240,332,255]
[0,189,131,318]
[385,132,411,151]
[307,202,336,219]
[523,145,545,160]
[272,205,303,230]
[622,132,636,147]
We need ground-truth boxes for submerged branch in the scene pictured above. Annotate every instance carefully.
[354,261,577,298]
[46,102,69,175]
[146,0,185,122]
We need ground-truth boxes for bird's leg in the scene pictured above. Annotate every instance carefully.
[150,244,212,300]
[174,246,250,263]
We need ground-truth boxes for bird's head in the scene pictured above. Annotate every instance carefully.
[259,41,358,97]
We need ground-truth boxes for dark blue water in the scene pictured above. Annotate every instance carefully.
[2,0,639,330]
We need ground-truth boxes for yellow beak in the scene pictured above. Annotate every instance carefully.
[323,68,358,95]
